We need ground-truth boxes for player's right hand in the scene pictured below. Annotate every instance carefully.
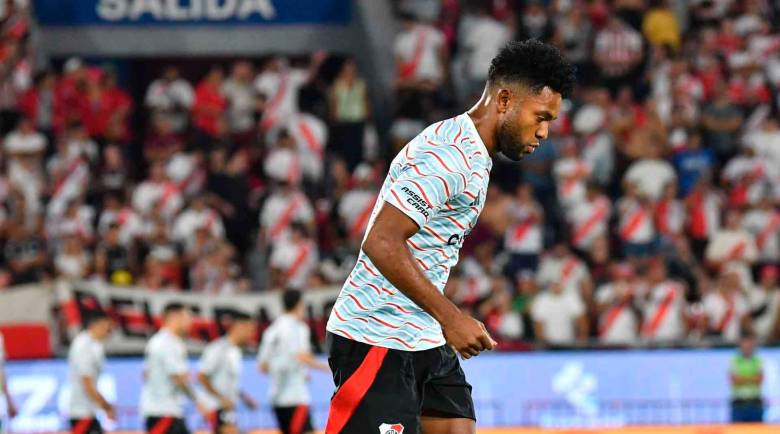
[441,313,497,359]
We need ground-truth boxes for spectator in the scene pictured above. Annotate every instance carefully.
[618,182,656,259]
[46,201,94,246]
[337,163,378,249]
[686,177,724,260]
[284,110,327,183]
[328,58,369,171]
[145,66,194,133]
[191,240,240,294]
[259,147,315,245]
[98,193,143,247]
[702,269,751,343]
[53,234,91,281]
[166,150,206,200]
[537,240,593,301]
[4,117,45,218]
[568,183,611,254]
[206,149,252,256]
[701,83,743,164]
[593,15,644,95]
[132,161,183,221]
[642,0,681,51]
[672,130,716,196]
[623,142,677,202]
[393,12,448,92]
[4,215,47,285]
[516,1,554,42]
[255,53,326,132]
[455,241,499,308]
[456,2,511,103]
[742,117,780,174]
[503,183,544,278]
[553,4,594,82]
[742,195,780,266]
[94,222,137,285]
[221,61,256,144]
[531,280,588,348]
[748,265,780,343]
[654,182,686,240]
[45,128,90,218]
[722,146,768,208]
[553,138,591,214]
[595,263,640,346]
[639,259,686,344]
[99,144,131,196]
[144,114,183,164]
[192,66,226,139]
[172,194,225,245]
[705,208,758,275]
[18,71,56,138]
[573,105,613,187]
[481,283,524,341]
[269,222,318,290]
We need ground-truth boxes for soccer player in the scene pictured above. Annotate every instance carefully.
[140,303,208,434]
[258,289,328,434]
[68,311,114,434]
[197,313,258,434]
[325,40,575,434]
[0,331,17,432]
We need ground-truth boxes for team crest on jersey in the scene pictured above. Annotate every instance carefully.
[379,423,405,434]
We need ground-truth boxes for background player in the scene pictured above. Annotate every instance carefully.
[67,311,114,434]
[258,289,328,434]
[0,331,17,432]
[197,312,258,434]
[325,40,575,434]
[140,303,209,434]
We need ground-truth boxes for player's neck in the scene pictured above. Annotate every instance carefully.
[466,98,496,155]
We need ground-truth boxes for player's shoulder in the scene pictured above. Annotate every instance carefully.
[408,118,482,170]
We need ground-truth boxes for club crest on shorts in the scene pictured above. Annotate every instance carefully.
[378,422,405,434]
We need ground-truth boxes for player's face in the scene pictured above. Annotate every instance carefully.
[232,320,255,345]
[497,86,561,161]
[91,318,113,340]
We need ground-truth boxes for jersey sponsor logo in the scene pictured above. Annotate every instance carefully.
[400,186,431,218]
[379,423,405,434]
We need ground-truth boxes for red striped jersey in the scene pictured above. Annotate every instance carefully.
[326,113,492,351]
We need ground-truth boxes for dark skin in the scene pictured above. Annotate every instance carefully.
[361,82,561,434]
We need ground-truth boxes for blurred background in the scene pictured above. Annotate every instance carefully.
[1,0,780,432]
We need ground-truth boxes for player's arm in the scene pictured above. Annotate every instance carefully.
[80,375,114,419]
[295,352,329,371]
[239,391,258,410]
[196,372,234,410]
[362,204,495,359]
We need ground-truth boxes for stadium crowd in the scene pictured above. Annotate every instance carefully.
[0,0,779,350]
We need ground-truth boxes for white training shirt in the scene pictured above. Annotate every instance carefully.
[140,329,189,417]
[257,314,311,407]
[531,290,585,345]
[199,338,242,408]
[68,331,105,418]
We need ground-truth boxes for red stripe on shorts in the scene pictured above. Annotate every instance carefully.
[325,346,389,433]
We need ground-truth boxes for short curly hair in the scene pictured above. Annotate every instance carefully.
[488,39,576,98]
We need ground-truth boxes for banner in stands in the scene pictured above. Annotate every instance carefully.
[33,0,351,26]
[56,281,340,355]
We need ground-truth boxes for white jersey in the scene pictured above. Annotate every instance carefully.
[568,196,611,249]
[257,314,311,406]
[98,207,144,246]
[286,113,327,182]
[596,283,639,345]
[199,338,242,407]
[269,239,318,289]
[394,24,446,83]
[553,158,591,211]
[338,189,378,240]
[705,229,758,265]
[743,209,780,262]
[68,331,105,418]
[504,200,543,254]
[537,255,590,297]
[255,68,307,131]
[531,290,585,345]
[703,291,749,343]
[140,329,189,417]
[259,191,315,243]
[624,158,677,201]
[617,197,655,244]
[132,181,183,219]
[172,207,225,243]
[641,281,685,342]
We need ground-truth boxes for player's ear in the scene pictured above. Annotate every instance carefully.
[496,88,511,114]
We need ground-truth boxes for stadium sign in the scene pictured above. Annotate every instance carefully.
[55,281,341,354]
[33,0,351,26]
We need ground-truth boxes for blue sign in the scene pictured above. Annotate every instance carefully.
[4,349,780,431]
[33,0,351,26]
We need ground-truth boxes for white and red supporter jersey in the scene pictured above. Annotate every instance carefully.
[537,254,590,296]
[595,283,640,345]
[568,195,611,250]
[287,113,326,182]
[454,257,493,305]
[166,153,206,199]
[743,208,780,262]
[702,290,748,343]
[47,206,95,241]
[617,197,655,244]
[47,154,90,217]
[655,198,686,236]
[98,207,143,245]
[132,181,183,220]
[686,189,722,239]
[259,190,314,243]
[393,23,446,83]
[255,68,307,131]
[171,207,225,243]
[640,281,686,342]
[270,238,318,289]
[338,189,377,241]
[504,201,543,254]
[264,147,302,185]
[553,158,591,211]
[705,229,758,265]
[723,156,768,205]
[748,286,780,341]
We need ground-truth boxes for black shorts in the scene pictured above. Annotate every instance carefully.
[273,405,314,434]
[325,332,475,434]
[145,416,190,434]
[209,408,237,433]
[70,417,103,434]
